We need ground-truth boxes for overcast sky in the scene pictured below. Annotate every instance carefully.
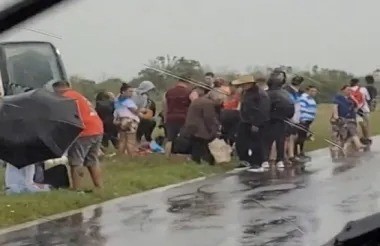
[1,0,379,80]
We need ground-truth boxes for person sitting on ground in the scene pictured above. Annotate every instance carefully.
[349,78,371,144]
[162,76,192,157]
[95,91,118,151]
[331,85,366,153]
[114,84,141,156]
[296,85,318,160]
[5,163,50,195]
[53,80,104,191]
[183,88,219,165]
[132,81,157,143]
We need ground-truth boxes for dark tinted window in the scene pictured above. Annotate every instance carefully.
[3,43,64,91]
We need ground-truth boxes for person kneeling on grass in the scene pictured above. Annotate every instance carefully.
[52,81,104,191]
[183,88,220,165]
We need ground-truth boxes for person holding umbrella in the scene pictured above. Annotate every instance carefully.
[52,81,104,191]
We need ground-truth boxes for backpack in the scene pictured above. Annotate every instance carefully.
[349,87,364,107]
[269,89,295,120]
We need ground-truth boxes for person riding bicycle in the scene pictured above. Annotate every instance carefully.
[349,78,371,144]
[330,85,366,160]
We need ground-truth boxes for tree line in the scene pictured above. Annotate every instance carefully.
[70,55,379,103]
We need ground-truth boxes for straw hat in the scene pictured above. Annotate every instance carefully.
[231,75,255,85]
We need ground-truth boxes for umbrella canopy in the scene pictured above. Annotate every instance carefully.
[0,89,83,168]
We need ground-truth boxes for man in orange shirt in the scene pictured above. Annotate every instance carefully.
[52,81,104,190]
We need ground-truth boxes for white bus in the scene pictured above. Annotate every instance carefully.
[0,41,67,96]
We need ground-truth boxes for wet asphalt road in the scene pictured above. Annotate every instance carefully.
[1,140,380,246]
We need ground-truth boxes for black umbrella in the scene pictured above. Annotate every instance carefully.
[0,89,83,168]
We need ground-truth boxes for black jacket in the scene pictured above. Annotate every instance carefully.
[366,85,377,102]
[240,86,270,127]
[267,80,295,120]
[95,100,115,132]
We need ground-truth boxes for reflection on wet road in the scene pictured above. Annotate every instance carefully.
[2,140,380,246]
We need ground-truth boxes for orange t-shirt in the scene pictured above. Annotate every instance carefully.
[63,89,103,137]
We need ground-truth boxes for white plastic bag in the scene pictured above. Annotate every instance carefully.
[208,139,232,163]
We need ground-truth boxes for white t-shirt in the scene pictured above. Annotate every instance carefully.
[350,86,371,113]
[114,98,140,122]
[292,103,301,123]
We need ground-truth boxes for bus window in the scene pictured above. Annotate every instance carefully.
[3,42,64,91]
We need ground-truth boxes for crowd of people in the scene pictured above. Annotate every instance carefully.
[94,70,322,172]
[3,70,378,193]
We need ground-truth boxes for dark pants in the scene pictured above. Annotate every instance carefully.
[190,136,214,165]
[136,119,157,142]
[295,120,313,155]
[102,132,118,148]
[34,163,70,189]
[235,123,265,166]
[165,122,183,142]
[102,123,118,148]
[220,109,240,146]
[263,120,286,162]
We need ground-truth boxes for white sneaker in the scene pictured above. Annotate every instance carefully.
[261,161,270,169]
[234,161,251,169]
[276,161,285,169]
[247,166,265,173]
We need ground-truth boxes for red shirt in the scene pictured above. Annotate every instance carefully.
[223,94,240,110]
[63,89,103,137]
[165,84,191,124]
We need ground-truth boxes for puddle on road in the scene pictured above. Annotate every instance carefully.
[167,191,224,217]
[3,147,380,246]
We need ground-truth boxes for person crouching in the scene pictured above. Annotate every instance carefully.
[183,88,220,165]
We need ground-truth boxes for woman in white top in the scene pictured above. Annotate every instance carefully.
[114,84,141,156]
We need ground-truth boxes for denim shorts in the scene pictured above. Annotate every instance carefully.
[67,135,102,167]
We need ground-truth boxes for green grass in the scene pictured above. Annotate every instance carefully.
[0,155,232,228]
[0,104,379,228]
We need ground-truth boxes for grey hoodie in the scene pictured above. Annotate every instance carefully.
[132,81,155,109]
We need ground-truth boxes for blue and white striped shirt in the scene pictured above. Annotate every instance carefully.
[299,93,317,122]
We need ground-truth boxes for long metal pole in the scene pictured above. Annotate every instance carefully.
[143,64,229,95]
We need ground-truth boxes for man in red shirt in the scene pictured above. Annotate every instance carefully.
[52,81,104,190]
[162,78,192,157]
